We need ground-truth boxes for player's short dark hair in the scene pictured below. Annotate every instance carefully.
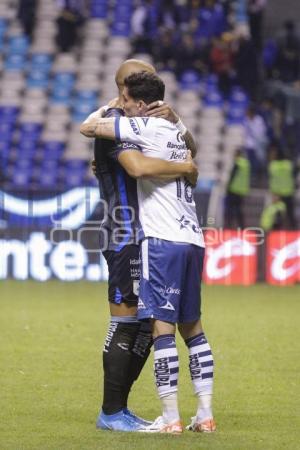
[124,71,165,104]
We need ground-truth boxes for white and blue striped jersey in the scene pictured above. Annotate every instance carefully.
[115,116,205,248]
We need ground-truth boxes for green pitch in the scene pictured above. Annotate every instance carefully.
[0,282,299,450]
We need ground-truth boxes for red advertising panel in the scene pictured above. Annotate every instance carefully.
[266,231,300,285]
[203,230,258,285]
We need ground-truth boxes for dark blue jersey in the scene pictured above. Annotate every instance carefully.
[94,108,141,252]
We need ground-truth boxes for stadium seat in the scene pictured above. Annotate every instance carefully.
[0,105,19,122]
[4,54,26,71]
[6,35,29,55]
[179,70,201,91]
[229,87,249,108]
[27,70,49,89]
[30,53,53,73]
[203,89,223,108]
[111,21,131,37]
[50,87,71,105]
[90,0,109,19]
[226,105,246,124]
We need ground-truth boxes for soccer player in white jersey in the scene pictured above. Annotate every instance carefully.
[81,71,216,434]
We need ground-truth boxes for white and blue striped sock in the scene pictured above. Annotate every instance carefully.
[153,334,180,423]
[185,333,214,422]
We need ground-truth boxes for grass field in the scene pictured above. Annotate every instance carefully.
[0,281,299,450]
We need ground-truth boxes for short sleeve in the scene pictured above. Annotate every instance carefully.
[111,141,142,160]
[115,116,156,146]
[103,109,140,160]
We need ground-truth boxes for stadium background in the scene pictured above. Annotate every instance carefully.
[0,1,299,449]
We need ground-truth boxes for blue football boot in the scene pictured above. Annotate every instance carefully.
[96,410,145,432]
[123,408,152,426]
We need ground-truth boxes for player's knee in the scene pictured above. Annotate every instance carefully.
[178,320,203,340]
[152,319,176,338]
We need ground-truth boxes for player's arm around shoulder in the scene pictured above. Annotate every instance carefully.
[80,98,121,139]
[80,116,116,140]
[118,149,198,184]
[145,100,198,157]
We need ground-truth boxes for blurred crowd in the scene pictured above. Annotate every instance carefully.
[15,0,299,230]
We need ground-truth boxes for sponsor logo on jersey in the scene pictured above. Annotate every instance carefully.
[167,142,186,150]
[170,150,186,160]
[117,142,139,150]
[176,132,185,143]
[129,118,141,135]
[133,280,140,296]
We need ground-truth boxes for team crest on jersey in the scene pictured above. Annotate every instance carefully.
[133,280,140,296]
[129,118,141,135]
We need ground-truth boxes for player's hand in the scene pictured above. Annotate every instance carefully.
[91,159,97,176]
[80,116,99,137]
[185,150,198,186]
[145,100,179,123]
[108,97,122,108]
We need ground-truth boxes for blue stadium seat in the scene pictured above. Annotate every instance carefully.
[179,70,201,90]
[114,0,133,4]
[15,157,32,170]
[0,141,11,156]
[229,87,248,108]
[64,159,87,171]
[0,122,14,140]
[27,70,49,88]
[17,139,38,154]
[0,106,19,123]
[0,18,7,34]
[53,72,75,89]
[90,0,108,18]
[111,21,131,37]
[227,105,246,124]
[39,172,57,188]
[72,112,91,123]
[19,123,42,140]
[75,90,97,102]
[51,86,71,104]
[41,141,65,159]
[205,73,219,89]
[114,5,133,21]
[41,159,59,171]
[203,89,223,108]
[30,53,53,73]
[72,98,97,116]
[12,169,31,188]
[4,54,26,71]
[64,171,86,188]
[7,35,29,55]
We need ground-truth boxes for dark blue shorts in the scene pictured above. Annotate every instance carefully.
[103,245,140,304]
[138,238,205,323]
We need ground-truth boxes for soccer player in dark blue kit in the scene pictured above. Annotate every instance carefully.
[81,59,198,431]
